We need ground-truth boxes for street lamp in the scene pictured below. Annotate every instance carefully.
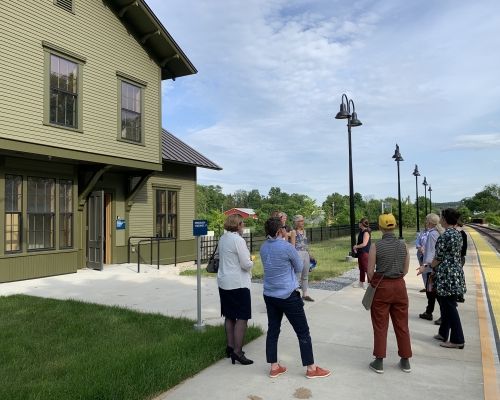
[412,165,420,232]
[422,177,428,215]
[335,94,362,255]
[392,144,404,239]
[428,185,432,212]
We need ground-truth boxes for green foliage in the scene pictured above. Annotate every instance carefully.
[243,217,256,228]
[197,210,226,233]
[457,206,472,222]
[462,184,500,213]
[485,211,500,226]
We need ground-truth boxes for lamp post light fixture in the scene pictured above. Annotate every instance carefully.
[412,165,420,232]
[335,94,362,255]
[392,144,404,239]
[422,177,428,216]
[428,185,432,213]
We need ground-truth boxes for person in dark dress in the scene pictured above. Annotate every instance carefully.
[352,218,371,289]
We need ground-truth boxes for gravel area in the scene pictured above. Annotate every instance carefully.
[252,268,359,292]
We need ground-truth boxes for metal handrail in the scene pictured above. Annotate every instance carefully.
[128,236,177,272]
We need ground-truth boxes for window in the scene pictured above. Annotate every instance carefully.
[50,54,78,128]
[59,180,73,248]
[27,177,55,250]
[156,190,177,238]
[121,81,142,142]
[5,175,22,252]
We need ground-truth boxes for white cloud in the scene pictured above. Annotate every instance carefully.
[148,0,500,203]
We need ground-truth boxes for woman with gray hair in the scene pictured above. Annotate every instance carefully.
[291,215,314,302]
[417,213,445,322]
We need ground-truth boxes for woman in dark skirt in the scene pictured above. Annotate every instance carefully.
[216,214,254,365]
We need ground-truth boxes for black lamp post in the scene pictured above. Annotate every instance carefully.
[335,94,362,255]
[392,144,404,239]
[412,165,420,232]
[428,185,432,213]
[422,177,428,215]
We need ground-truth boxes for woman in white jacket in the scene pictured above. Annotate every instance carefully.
[216,214,254,365]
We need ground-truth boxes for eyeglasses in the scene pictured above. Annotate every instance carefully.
[297,220,304,222]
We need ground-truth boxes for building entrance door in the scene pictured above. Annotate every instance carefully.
[87,190,104,270]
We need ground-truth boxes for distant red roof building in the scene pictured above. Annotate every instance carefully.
[223,208,258,219]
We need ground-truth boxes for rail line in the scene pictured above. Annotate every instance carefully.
[466,224,500,253]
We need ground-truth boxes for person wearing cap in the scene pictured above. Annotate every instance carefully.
[367,213,412,374]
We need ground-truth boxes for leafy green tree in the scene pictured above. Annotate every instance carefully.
[322,192,349,224]
[456,206,471,223]
[233,190,248,208]
[462,184,500,213]
[223,194,235,212]
[247,189,263,209]
[197,185,226,216]
[365,199,382,224]
[243,217,256,228]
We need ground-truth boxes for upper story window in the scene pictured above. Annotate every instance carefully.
[42,41,85,132]
[121,82,142,142]
[50,55,78,128]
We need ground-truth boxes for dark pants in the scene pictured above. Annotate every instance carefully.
[264,291,314,366]
[438,295,465,344]
[370,275,412,359]
[425,272,439,315]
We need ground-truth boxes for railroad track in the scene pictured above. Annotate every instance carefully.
[466,224,500,253]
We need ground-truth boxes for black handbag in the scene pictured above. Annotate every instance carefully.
[206,245,219,273]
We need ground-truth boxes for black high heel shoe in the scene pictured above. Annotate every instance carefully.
[230,352,253,365]
[226,346,244,358]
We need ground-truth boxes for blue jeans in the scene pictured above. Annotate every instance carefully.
[438,295,465,344]
[264,290,314,366]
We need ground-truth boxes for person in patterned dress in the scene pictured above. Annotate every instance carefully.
[431,208,466,349]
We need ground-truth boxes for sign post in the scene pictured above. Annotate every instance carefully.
[193,220,208,332]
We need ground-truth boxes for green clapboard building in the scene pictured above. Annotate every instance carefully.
[0,0,221,283]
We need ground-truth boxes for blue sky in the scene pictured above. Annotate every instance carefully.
[148,0,500,205]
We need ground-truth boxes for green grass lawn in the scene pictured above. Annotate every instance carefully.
[183,229,419,282]
[0,295,263,400]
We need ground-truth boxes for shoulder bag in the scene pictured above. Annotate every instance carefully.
[362,240,403,310]
[206,244,219,273]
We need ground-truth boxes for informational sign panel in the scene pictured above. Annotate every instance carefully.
[193,220,208,236]
[116,219,126,230]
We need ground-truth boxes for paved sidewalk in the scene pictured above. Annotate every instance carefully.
[0,253,491,400]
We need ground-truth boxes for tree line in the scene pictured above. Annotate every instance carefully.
[196,184,500,235]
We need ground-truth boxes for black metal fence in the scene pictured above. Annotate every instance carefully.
[200,223,379,262]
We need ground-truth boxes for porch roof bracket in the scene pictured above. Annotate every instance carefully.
[125,172,156,212]
[118,0,138,17]
[161,54,179,81]
[78,165,113,211]
[141,30,160,44]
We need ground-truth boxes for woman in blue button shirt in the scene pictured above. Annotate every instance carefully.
[260,217,330,379]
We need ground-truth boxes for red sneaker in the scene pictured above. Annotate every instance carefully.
[306,366,330,379]
[269,364,287,378]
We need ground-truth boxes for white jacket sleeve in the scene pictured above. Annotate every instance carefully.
[236,238,254,271]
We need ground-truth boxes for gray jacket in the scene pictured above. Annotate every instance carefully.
[423,228,440,274]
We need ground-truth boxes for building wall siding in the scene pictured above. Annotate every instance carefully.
[0,0,161,165]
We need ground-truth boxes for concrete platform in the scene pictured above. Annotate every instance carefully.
[0,245,498,400]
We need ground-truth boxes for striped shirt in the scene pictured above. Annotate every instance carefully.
[374,233,407,278]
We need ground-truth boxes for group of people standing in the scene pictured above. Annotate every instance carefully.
[214,206,467,378]
[215,211,329,378]
[354,208,467,374]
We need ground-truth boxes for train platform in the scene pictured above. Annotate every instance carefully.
[0,229,499,399]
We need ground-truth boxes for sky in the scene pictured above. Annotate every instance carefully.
[147,0,500,206]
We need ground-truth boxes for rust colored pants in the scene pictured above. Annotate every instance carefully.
[370,274,412,359]
[358,252,369,283]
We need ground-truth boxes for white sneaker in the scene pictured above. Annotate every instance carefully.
[352,281,363,288]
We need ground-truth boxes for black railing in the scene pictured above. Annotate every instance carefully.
[127,236,177,272]
[200,223,378,262]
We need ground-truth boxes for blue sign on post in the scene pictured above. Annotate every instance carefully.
[193,220,208,236]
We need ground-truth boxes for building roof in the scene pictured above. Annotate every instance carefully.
[162,129,222,170]
[104,0,197,80]
[226,208,257,215]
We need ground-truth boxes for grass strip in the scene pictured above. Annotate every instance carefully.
[0,295,263,400]
[182,229,418,281]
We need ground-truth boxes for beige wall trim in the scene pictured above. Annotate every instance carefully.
[0,138,163,171]
[42,41,87,63]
